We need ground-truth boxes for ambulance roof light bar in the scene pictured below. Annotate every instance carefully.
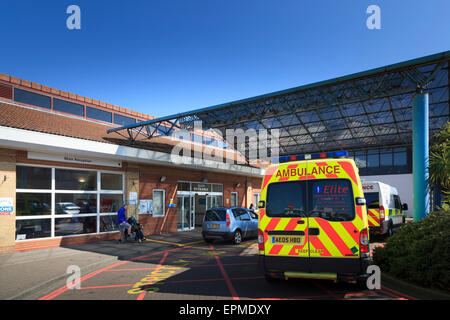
[273,151,349,163]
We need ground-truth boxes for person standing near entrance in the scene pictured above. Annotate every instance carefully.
[117,203,131,243]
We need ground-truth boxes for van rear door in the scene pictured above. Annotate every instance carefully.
[260,162,310,272]
[306,160,365,274]
[365,192,381,227]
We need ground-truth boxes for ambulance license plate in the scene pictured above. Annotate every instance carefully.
[209,224,220,228]
[271,235,305,245]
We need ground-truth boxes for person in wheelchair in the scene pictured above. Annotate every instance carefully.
[124,215,146,243]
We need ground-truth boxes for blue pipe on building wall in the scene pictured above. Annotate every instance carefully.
[412,93,430,221]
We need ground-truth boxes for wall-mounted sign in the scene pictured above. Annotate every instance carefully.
[168,198,176,208]
[139,200,153,215]
[129,192,138,203]
[0,198,14,215]
[28,152,122,168]
[191,183,211,192]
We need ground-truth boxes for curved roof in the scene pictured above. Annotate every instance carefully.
[108,51,450,157]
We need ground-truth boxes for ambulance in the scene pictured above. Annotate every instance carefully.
[362,181,408,237]
[257,151,371,284]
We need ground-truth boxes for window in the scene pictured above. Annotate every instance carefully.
[352,147,411,175]
[393,195,402,210]
[354,151,367,168]
[232,208,249,220]
[16,193,51,216]
[86,107,112,123]
[55,169,97,191]
[205,209,227,221]
[153,189,165,217]
[367,150,379,168]
[16,166,51,189]
[178,182,190,191]
[101,173,123,190]
[55,216,97,236]
[53,98,84,116]
[55,194,97,214]
[380,149,393,167]
[14,88,51,109]
[100,194,123,213]
[394,147,407,166]
[16,219,51,240]
[16,166,124,240]
[266,181,306,217]
[230,192,238,207]
[364,192,380,209]
[253,193,260,208]
[114,114,136,126]
[309,179,355,221]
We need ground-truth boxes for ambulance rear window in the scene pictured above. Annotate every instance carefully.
[364,192,379,209]
[266,181,307,217]
[309,179,355,221]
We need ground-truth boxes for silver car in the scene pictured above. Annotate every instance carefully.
[202,207,258,244]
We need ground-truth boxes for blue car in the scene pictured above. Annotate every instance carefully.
[202,207,258,244]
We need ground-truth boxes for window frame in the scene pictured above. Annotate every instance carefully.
[152,189,166,217]
[230,192,238,207]
[16,164,125,241]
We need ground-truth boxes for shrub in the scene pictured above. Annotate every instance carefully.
[372,208,450,292]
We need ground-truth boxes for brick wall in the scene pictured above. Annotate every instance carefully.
[136,163,262,235]
[0,149,17,253]
[0,147,263,251]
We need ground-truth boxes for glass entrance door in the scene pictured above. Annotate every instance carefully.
[206,195,223,209]
[177,195,194,230]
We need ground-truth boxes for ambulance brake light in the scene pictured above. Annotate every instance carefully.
[273,151,349,163]
[360,228,369,254]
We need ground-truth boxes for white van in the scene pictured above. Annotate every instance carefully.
[362,181,408,237]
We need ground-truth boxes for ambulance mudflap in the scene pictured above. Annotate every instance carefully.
[258,158,370,281]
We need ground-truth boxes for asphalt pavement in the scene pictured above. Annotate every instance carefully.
[0,229,416,300]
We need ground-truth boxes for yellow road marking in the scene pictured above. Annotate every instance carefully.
[145,238,204,247]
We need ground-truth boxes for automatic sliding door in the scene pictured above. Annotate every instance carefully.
[177,195,194,231]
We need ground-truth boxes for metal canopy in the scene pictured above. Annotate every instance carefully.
[107,51,449,157]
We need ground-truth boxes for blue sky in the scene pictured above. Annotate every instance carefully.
[0,0,449,117]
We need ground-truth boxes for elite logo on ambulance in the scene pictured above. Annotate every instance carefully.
[257,152,371,283]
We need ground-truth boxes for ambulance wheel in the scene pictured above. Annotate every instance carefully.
[387,222,394,237]
[232,230,242,245]
[356,278,368,290]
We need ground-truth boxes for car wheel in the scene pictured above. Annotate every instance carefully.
[233,230,242,245]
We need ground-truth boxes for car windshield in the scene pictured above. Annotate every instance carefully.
[205,209,227,221]
[364,192,379,209]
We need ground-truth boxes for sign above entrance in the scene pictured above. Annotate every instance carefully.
[28,152,122,168]
[191,183,211,192]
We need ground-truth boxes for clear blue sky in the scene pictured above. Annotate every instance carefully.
[1,0,449,117]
